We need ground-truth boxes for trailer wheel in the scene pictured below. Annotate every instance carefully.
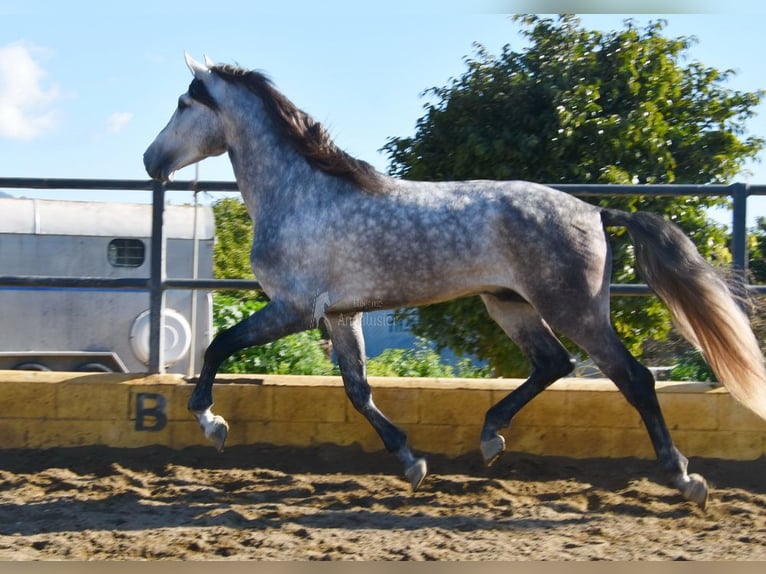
[13,362,51,371]
[75,362,113,373]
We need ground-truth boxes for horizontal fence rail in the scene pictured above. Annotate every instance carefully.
[2,177,766,373]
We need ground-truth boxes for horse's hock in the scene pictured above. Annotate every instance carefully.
[1,370,765,460]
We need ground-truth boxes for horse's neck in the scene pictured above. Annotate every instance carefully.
[224,101,315,216]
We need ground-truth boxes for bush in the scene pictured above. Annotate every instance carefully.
[668,350,716,382]
[367,338,489,378]
[214,295,489,378]
[213,294,334,375]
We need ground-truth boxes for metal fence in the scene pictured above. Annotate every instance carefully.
[2,177,765,373]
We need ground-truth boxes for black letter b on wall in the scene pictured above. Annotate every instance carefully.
[135,393,168,431]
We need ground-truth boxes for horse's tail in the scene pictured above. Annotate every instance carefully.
[601,208,766,421]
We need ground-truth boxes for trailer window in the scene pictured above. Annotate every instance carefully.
[108,239,145,267]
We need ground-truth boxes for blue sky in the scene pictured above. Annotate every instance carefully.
[4,0,766,224]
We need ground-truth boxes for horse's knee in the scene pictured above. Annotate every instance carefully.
[547,353,576,379]
[344,376,373,413]
[529,349,577,390]
[618,363,658,410]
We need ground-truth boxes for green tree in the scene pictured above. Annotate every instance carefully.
[383,15,763,377]
[212,197,262,298]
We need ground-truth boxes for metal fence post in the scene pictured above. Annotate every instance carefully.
[731,182,749,285]
[148,180,167,374]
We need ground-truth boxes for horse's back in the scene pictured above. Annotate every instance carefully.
[362,178,611,306]
[396,178,599,222]
[392,178,606,258]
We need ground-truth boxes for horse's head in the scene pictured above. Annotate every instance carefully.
[143,54,227,182]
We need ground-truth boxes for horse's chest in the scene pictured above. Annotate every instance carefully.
[249,221,323,282]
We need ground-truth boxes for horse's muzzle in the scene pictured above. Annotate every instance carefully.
[143,148,174,183]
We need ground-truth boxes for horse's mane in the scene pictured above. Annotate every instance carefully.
[211,64,385,193]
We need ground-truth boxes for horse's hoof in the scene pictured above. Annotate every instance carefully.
[680,473,709,509]
[404,458,428,490]
[205,416,229,453]
[480,435,506,467]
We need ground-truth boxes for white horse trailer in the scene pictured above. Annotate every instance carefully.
[0,198,215,375]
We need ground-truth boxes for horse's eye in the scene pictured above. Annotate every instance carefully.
[177,97,190,111]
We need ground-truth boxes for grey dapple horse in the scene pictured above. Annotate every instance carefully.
[144,55,766,508]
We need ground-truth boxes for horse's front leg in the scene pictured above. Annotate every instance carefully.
[324,312,428,490]
[189,299,311,451]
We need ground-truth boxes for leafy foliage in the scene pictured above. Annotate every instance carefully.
[669,350,716,382]
[213,293,335,375]
[212,197,256,283]
[383,15,764,376]
[366,338,490,378]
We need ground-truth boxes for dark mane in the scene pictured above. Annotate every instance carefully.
[211,64,385,193]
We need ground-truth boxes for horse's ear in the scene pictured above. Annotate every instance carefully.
[184,52,209,79]
[204,54,215,68]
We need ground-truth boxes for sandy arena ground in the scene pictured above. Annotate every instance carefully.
[0,443,764,560]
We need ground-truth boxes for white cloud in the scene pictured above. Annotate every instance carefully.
[0,41,60,140]
[107,111,133,133]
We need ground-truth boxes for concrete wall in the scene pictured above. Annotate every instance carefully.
[1,370,765,460]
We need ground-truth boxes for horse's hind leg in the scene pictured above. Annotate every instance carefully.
[324,312,427,490]
[189,300,311,451]
[479,294,576,466]
[564,320,709,508]
[591,340,708,507]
